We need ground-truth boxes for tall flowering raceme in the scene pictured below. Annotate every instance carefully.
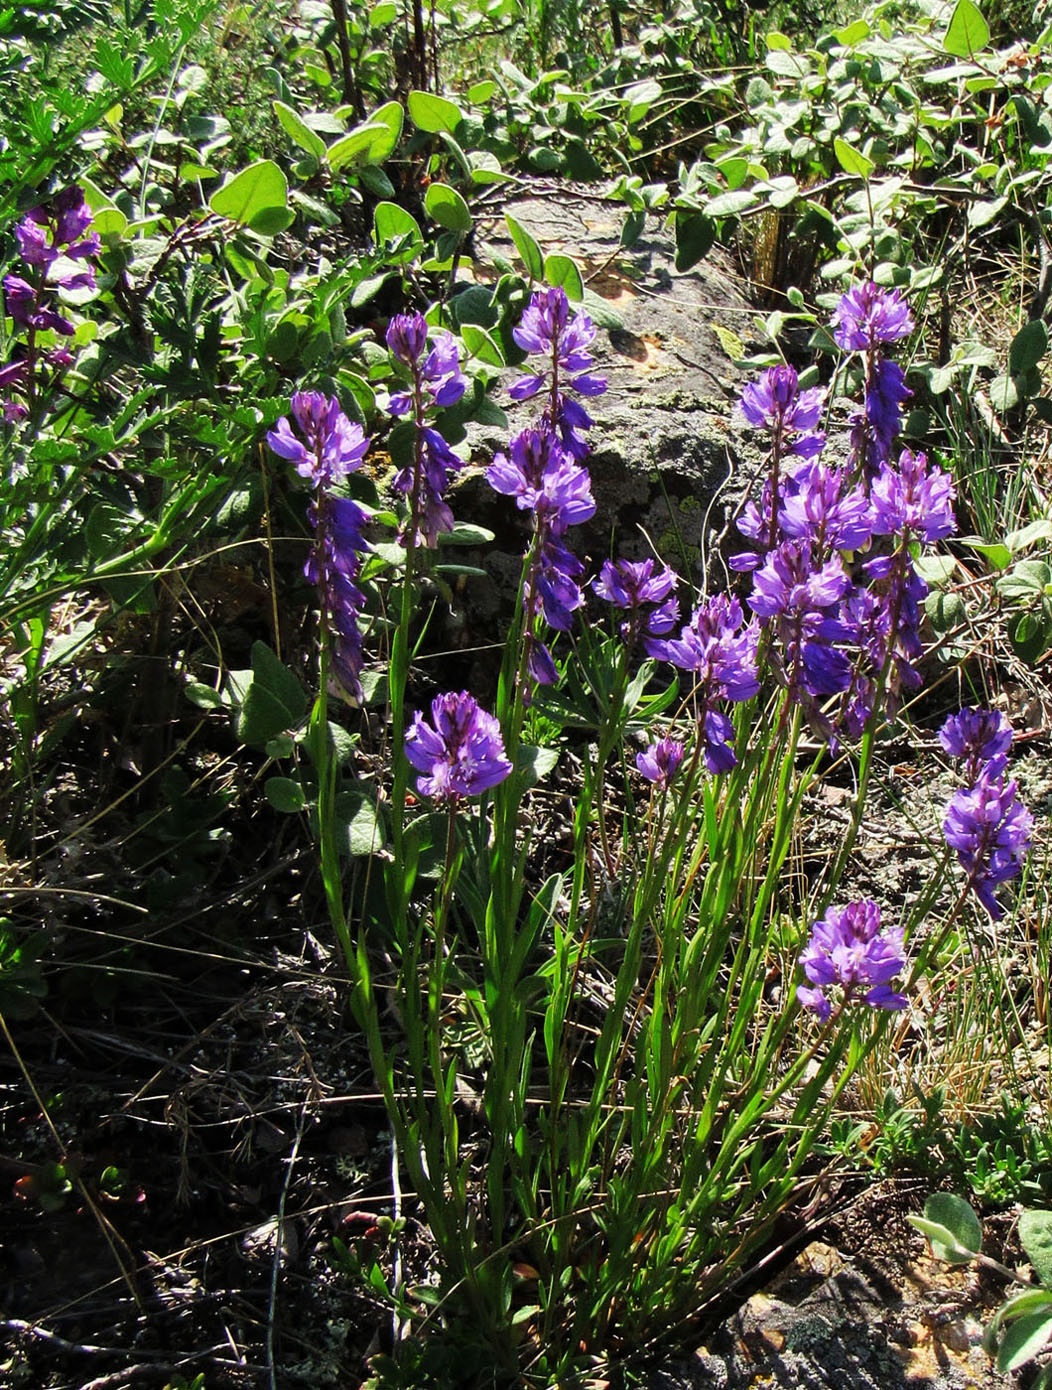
[509,286,606,460]
[2,185,100,422]
[267,392,371,699]
[940,707,1032,920]
[487,427,595,685]
[385,312,467,549]
[487,288,605,693]
[831,281,914,479]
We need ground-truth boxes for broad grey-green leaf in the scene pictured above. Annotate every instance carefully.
[1010,320,1049,374]
[273,101,326,159]
[1019,1211,1052,1289]
[424,181,472,233]
[544,253,584,301]
[506,213,544,280]
[236,641,307,745]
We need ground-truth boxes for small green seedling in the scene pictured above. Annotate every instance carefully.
[909,1194,1052,1385]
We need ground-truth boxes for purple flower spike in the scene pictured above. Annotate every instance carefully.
[637,736,685,789]
[386,314,466,417]
[798,899,907,1022]
[405,691,513,802]
[832,283,915,351]
[939,707,1013,783]
[267,391,369,488]
[509,286,606,437]
[943,774,1032,920]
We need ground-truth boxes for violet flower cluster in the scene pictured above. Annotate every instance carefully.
[731,283,956,740]
[2,186,99,421]
[662,594,759,772]
[385,312,467,548]
[405,691,512,802]
[832,281,914,478]
[593,558,678,658]
[940,707,1032,919]
[487,288,605,690]
[797,899,907,1022]
[267,392,371,699]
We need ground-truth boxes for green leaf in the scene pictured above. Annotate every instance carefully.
[468,80,496,103]
[329,102,403,168]
[544,253,584,301]
[236,642,307,745]
[963,538,1012,570]
[516,744,560,788]
[833,137,874,178]
[834,18,870,44]
[185,680,222,709]
[506,213,544,280]
[1010,320,1049,374]
[424,181,472,233]
[460,324,504,365]
[766,49,810,79]
[265,776,307,813]
[443,522,496,545]
[369,1,396,23]
[944,0,990,56]
[373,202,424,262]
[997,1311,1052,1372]
[209,160,288,228]
[1008,610,1051,664]
[909,1194,982,1265]
[1020,1211,1052,1288]
[705,188,758,218]
[407,89,462,134]
[79,177,127,241]
[712,323,746,362]
[968,196,1008,229]
[674,211,715,271]
[998,559,1052,598]
[339,793,385,856]
[273,100,326,160]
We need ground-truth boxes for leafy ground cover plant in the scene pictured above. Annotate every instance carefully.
[911,1193,1052,1385]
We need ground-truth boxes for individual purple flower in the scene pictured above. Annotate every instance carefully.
[267,391,370,487]
[636,736,685,789]
[939,707,1013,783]
[943,773,1033,920]
[797,899,907,1022]
[593,557,679,655]
[404,691,513,802]
[832,283,914,352]
[870,448,956,543]
[738,364,826,460]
